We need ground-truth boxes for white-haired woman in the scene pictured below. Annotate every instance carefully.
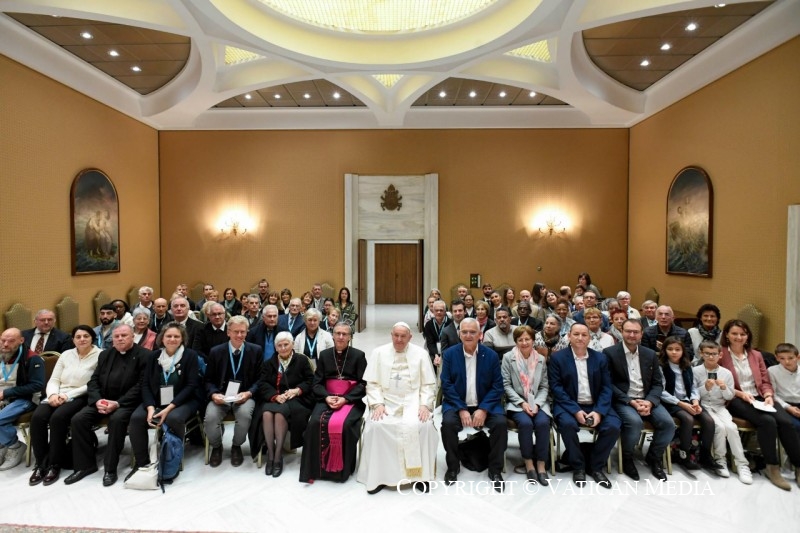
[294,309,334,364]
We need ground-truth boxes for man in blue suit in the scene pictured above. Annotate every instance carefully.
[549,323,620,488]
[246,305,287,361]
[277,298,305,337]
[440,318,507,492]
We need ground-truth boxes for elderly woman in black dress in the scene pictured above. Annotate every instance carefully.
[250,331,314,477]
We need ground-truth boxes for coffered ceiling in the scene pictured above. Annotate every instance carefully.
[0,0,797,130]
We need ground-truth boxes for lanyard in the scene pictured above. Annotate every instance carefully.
[433,319,446,339]
[1,347,22,381]
[162,354,177,384]
[229,344,244,380]
[305,334,318,355]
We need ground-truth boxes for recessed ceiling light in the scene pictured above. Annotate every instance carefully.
[80,31,92,39]
[468,90,476,98]
[529,91,537,97]
[303,93,311,99]
[333,92,341,99]
[498,91,506,98]
[439,90,446,98]
[131,66,141,72]
[660,43,671,51]
[640,59,650,67]
[686,22,698,31]
[275,94,281,99]
[108,50,119,57]
[244,93,252,100]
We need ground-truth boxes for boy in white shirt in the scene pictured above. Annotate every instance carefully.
[692,340,752,484]
[768,343,800,434]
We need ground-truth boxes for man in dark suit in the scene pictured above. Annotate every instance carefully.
[423,300,450,366]
[204,316,262,467]
[277,298,306,337]
[171,297,202,349]
[511,301,543,331]
[604,319,675,482]
[440,317,507,492]
[22,309,73,354]
[641,305,694,362]
[549,323,620,488]
[192,303,228,360]
[148,297,173,333]
[572,290,610,332]
[440,299,465,354]
[246,305,287,361]
[639,300,658,329]
[65,325,149,486]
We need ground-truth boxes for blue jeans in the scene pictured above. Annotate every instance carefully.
[0,399,35,446]
[615,402,675,460]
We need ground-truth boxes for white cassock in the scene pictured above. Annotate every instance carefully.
[356,342,438,490]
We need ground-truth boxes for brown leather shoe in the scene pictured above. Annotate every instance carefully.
[43,466,61,486]
[209,446,223,468]
[231,445,243,467]
[29,466,45,486]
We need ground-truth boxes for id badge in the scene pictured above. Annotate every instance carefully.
[160,386,174,406]
[436,342,442,354]
[224,381,241,399]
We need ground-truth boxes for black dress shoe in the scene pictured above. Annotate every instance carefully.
[272,457,283,478]
[367,484,386,494]
[648,459,667,482]
[525,469,537,483]
[43,466,61,486]
[592,470,612,489]
[64,467,98,485]
[413,481,430,493]
[573,470,587,487]
[489,472,504,493]
[264,461,274,476]
[444,469,458,485]
[231,445,244,467]
[29,466,45,486]
[622,457,640,481]
[209,447,223,467]
[102,471,118,487]
[536,471,550,487]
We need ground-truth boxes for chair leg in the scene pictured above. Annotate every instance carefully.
[618,437,623,474]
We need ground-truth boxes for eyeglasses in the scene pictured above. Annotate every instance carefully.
[701,352,720,357]
[460,330,479,336]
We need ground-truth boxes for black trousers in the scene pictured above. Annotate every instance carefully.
[128,402,197,466]
[727,397,800,466]
[70,404,136,472]
[441,407,507,474]
[30,397,88,468]
[665,402,715,454]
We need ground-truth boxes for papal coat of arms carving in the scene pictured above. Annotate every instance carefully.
[381,184,402,211]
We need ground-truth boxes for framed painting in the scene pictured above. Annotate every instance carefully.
[666,166,713,277]
[70,168,120,275]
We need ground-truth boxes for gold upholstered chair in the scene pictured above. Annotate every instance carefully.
[4,303,32,330]
[55,296,79,333]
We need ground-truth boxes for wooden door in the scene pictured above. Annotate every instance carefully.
[358,239,367,332]
[375,243,418,304]
[417,240,424,331]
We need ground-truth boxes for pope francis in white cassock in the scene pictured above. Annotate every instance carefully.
[356,322,438,493]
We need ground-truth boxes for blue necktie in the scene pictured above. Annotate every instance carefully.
[263,331,275,361]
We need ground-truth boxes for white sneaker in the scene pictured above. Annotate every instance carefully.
[715,460,730,478]
[738,464,753,485]
[0,443,26,471]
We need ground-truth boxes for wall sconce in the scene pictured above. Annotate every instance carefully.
[217,208,253,239]
[539,215,566,236]
[220,218,247,237]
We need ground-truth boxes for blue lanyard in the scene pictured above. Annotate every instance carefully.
[162,353,177,384]
[305,334,318,355]
[433,319,445,339]
[1,347,22,382]
[229,344,243,380]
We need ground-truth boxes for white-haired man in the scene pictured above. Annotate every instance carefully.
[357,322,438,494]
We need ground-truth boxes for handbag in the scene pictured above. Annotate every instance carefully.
[124,431,159,490]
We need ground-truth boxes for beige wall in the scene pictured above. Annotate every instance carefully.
[159,129,629,302]
[0,55,160,329]
[629,37,800,350]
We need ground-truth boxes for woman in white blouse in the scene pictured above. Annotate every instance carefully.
[29,325,101,486]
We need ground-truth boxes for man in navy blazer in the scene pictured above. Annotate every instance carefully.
[277,298,306,337]
[246,305,287,361]
[604,319,674,482]
[440,318,507,492]
[22,309,73,354]
[549,323,620,488]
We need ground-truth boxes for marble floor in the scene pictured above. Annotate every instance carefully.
[3,305,799,532]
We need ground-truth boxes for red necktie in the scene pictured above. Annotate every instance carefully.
[35,333,46,354]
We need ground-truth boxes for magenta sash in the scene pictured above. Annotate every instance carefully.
[321,378,357,472]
